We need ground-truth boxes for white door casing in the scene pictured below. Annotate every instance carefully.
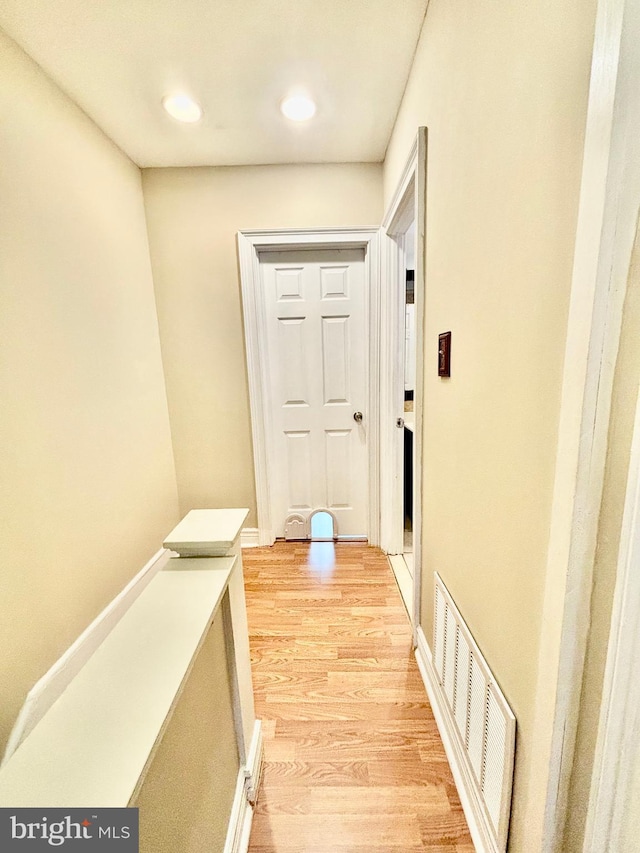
[584,359,640,852]
[528,0,640,847]
[260,248,368,538]
[380,128,427,633]
[238,228,380,547]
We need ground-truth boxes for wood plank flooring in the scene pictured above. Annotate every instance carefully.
[244,542,473,852]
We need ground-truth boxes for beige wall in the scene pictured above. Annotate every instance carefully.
[0,31,179,754]
[382,1,596,849]
[133,612,239,853]
[563,218,640,851]
[142,163,382,524]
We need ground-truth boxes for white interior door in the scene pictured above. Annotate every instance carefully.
[260,248,368,539]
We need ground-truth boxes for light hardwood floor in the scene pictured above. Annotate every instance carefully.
[244,541,473,852]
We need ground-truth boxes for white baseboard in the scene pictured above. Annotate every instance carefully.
[223,716,263,852]
[223,769,254,853]
[2,547,171,766]
[415,626,497,853]
[243,719,264,805]
[241,528,276,547]
[240,528,260,548]
[388,554,414,621]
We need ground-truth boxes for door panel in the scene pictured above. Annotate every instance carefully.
[284,430,312,509]
[321,315,350,404]
[325,429,352,509]
[278,317,308,405]
[260,248,368,538]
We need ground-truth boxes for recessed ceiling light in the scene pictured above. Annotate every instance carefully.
[280,94,316,122]
[162,93,203,123]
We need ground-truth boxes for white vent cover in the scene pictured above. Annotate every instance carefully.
[433,573,516,851]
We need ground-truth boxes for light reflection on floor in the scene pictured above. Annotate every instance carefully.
[307,541,336,579]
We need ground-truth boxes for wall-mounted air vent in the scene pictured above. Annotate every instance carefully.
[433,573,516,852]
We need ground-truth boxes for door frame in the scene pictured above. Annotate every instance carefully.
[379,128,427,633]
[577,0,640,848]
[237,228,381,546]
[583,363,640,850]
[529,0,640,846]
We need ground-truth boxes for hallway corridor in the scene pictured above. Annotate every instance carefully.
[244,542,473,852]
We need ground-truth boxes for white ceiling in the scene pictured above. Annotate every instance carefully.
[0,1,428,168]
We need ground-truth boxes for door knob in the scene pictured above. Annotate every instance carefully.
[353,411,363,423]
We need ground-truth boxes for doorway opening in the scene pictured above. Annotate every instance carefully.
[386,213,417,618]
[402,220,417,579]
[380,127,427,632]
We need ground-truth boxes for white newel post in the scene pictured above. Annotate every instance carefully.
[163,509,262,801]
